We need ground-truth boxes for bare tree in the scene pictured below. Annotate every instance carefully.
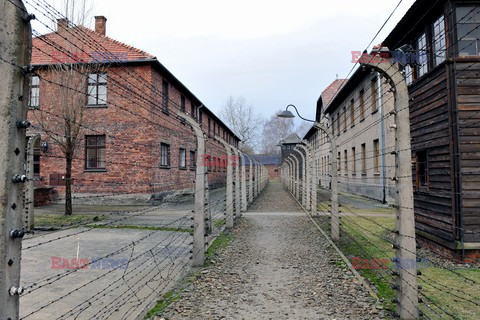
[295,122,312,140]
[261,111,295,154]
[219,96,264,153]
[33,0,99,215]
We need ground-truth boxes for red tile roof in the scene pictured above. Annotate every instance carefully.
[32,26,155,65]
[321,79,348,107]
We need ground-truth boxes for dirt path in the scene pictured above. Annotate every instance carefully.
[159,180,383,319]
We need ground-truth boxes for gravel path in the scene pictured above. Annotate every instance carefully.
[159,180,384,319]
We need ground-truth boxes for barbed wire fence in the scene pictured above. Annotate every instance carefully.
[0,0,268,319]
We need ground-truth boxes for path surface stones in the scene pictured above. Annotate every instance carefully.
[159,180,384,319]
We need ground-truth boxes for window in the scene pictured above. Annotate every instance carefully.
[343,107,347,131]
[337,112,340,136]
[190,150,196,169]
[373,139,380,174]
[208,118,211,136]
[405,65,414,86]
[371,78,378,113]
[433,15,446,65]
[337,152,341,172]
[162,80,169,113]
[344,150,348,175]
[359,90,365,120]
[180,95,186,112]
[457,6,480,56]
[198,109,203,124]
[417,33,428,77]
[29,76,40,109]
[350,99,355,127]
[416,150,428,188]
[179,148,186,169]
[332,116,335,136]
[190,102,196,119]
[361,143,366,175]
[160,143,170,167]
[352,147,356,175]
[85,135,106,170]
[87,73,107,106]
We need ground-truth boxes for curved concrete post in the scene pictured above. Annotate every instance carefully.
[308,140,318,214]
[297,143,311,211]
[313,122,338,241]
[293,147,307,207]
[25,134,41,231]
[216,136,234,229]
[286,159,294,192]
[362,55,418,319]
[290,156,299,199]
[177,111,207,266]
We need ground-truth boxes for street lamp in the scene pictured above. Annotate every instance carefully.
[277,104,339,241]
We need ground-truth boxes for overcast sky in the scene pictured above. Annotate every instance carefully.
[28,0,416,124]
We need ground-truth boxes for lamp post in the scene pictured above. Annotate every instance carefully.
[277,104,339,241]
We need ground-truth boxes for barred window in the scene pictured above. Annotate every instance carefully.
[162,80,169,113]
[190,150,196,169]
[87,73,107,106]
[85,135,106,169]
[161,143,170,167]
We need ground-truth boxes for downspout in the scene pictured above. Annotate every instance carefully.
[378,74,387,203]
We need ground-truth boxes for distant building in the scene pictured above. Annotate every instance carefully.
[251,154,281,179]
[279,133,301,163]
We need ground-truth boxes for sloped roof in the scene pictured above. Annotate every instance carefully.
[279,133,301,145]
[251,154,281,166]
[321,79,348,108]
[32,26,155,65]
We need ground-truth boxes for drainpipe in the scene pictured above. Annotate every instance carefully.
[378,73,387,204]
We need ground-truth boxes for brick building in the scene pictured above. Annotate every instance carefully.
[251,154,281,179]
[28,17,239,201]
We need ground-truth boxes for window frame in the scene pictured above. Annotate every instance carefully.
[87,73,107,106]
[352,147,356,175]
[29,75,40,109]
[373,139,380,174]
[85,135,106,171]
[162,80,169,114]
[361,143,367,176]
[160,142,170,168]
[179,148,187,169]
[190,150,196,170]
[416,150,429,190]
[433,15,447,65]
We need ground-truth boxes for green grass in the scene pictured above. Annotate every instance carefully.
[335,214,480,319]
[213,219,226,229]
[85,224,191,233]
[205,232,233,266]
[35,214,106,228]
[144,288,183,319]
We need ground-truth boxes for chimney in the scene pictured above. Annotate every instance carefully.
[57,18,68,34]
[94,16,107,36]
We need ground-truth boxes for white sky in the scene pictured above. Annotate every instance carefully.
[27,0,417,123]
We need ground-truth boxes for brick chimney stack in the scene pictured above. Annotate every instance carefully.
[57,18,68,34]
[95,16,107,36]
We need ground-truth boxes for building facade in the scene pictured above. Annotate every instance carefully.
[28,17,239,201]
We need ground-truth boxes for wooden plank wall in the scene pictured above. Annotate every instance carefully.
[455,61,480,242]
[409,65,456,243]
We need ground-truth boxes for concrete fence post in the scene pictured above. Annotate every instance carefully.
[0,1,32,317]
[217,137,234,229]
[297,143,311,211]
[232,148,241,219]
[248,156,254,204]
[309,141,318,215]
[24,134,40,231]
[362,55,418,320]
[177,111,207,267]
[294,147,307,207]
[240,153,247,212]
[292,156,299,200]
